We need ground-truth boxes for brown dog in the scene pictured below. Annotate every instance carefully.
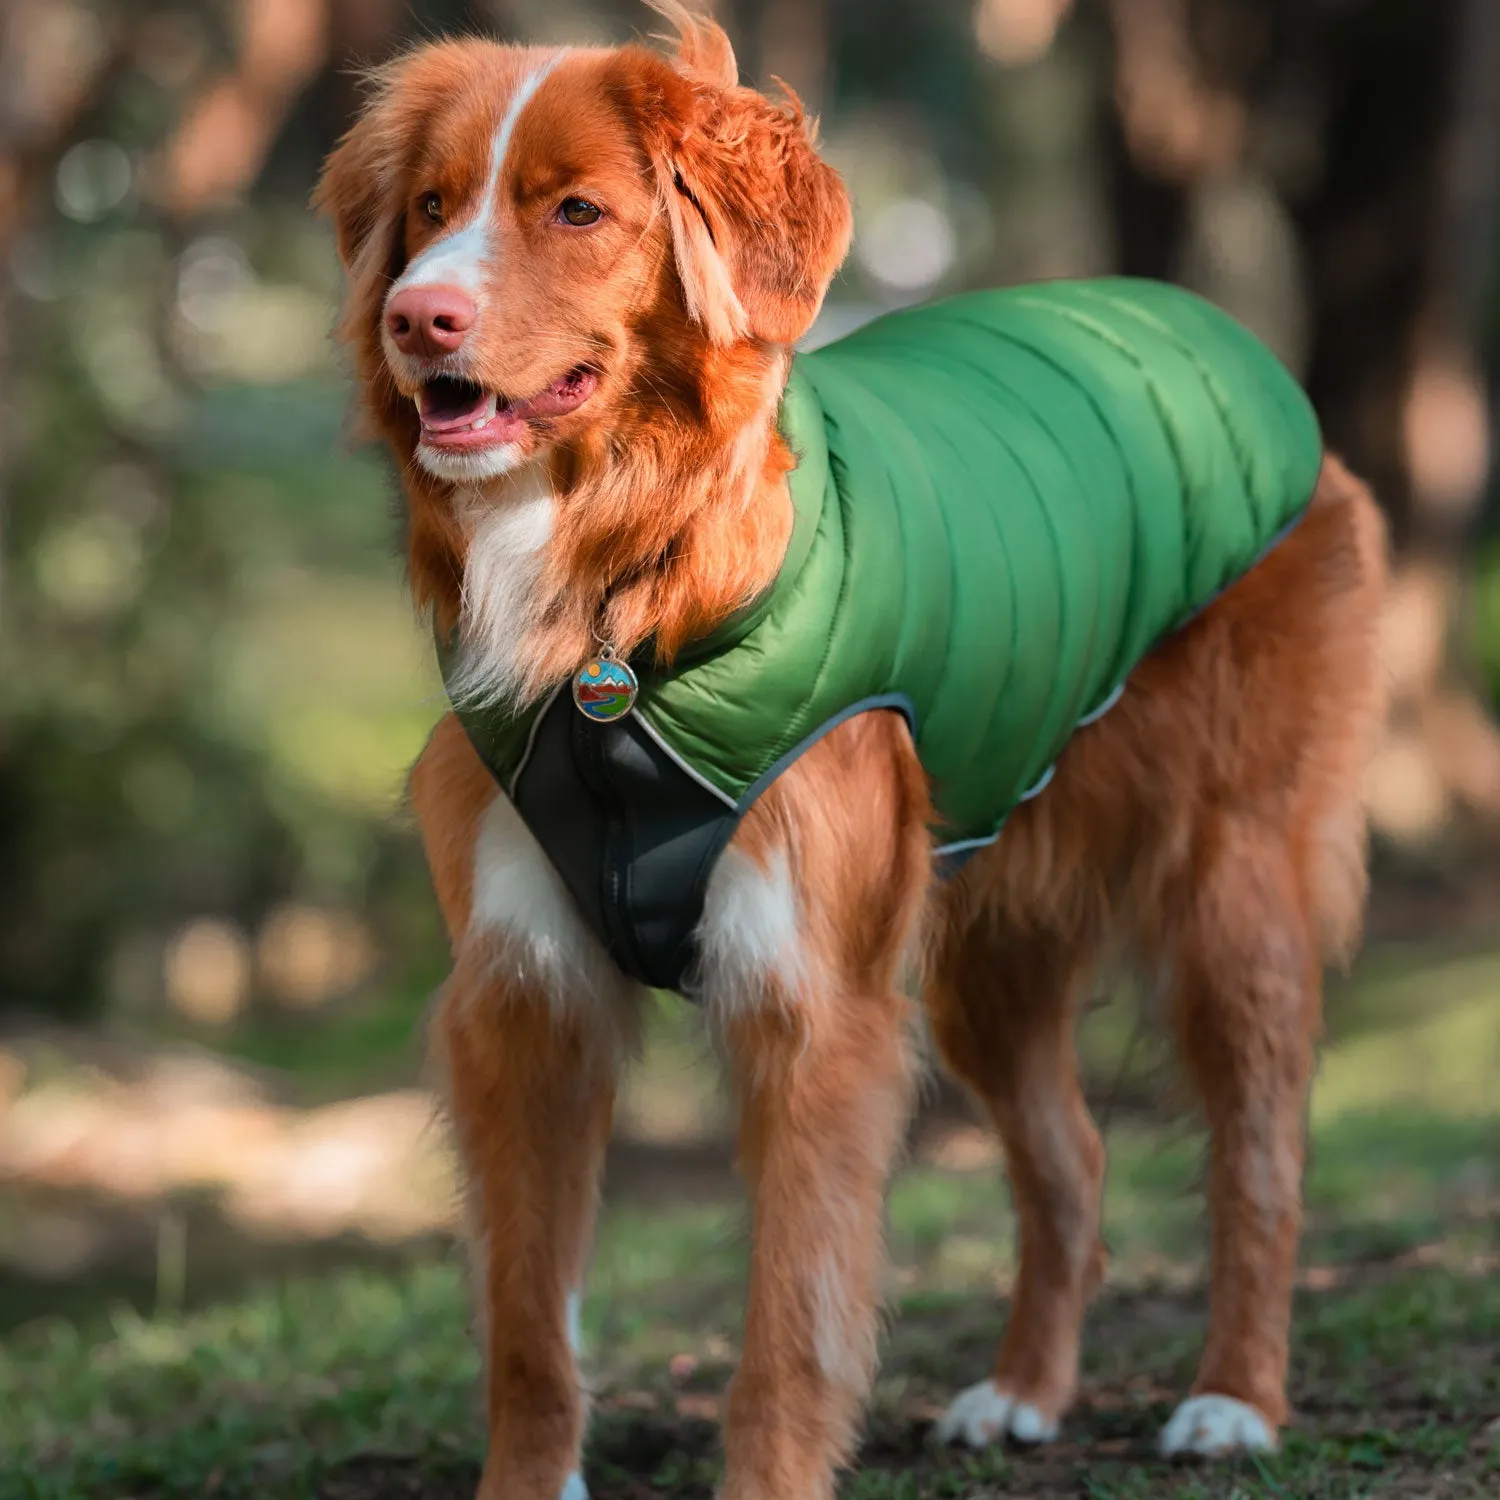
[316,6,1388,1497]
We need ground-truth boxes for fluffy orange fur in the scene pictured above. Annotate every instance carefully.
[318,6,1389,1498]
[314,13,846,691]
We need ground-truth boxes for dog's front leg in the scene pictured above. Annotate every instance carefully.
[719,984,913,1500]
[438,947,622,1500]
[701,779,925,1500]
[415,719,640,1500]
[702,716,929,1500]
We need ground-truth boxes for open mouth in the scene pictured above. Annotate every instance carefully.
[415,366,598,449]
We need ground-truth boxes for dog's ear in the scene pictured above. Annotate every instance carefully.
[632,2,853,346]
[313,55,415,283]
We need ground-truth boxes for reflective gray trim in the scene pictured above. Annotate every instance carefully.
[1019,763,1056,802]
[507,684,562,798]
[736,692,917,812]
[632,708,740,812]
[932,830,1002,859]
[1077,680,1125,726]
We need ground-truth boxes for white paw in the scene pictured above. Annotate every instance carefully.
[935,1378,1060,1448]
[558,1472,588,1500]
[1159,1394,1276,1457]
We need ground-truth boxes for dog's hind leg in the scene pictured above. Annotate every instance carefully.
[415,716,643,1500]
[1155,815,1319,1457]
[926,925,1107,1448]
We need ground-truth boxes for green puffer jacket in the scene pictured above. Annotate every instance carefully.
[444,278,1322,990]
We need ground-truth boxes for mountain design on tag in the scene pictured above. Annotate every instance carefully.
[573,657,638,722]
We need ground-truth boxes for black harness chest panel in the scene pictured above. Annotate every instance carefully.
[506,691,741,991]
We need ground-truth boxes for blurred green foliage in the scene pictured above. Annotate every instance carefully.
[0,214,443,1016]
[1,0,1498,1030]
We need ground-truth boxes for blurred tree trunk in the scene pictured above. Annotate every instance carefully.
[1104,0,1500,849]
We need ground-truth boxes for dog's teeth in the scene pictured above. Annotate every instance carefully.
[473,414,491,430]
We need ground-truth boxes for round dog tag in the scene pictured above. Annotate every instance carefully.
[572,649,638,723]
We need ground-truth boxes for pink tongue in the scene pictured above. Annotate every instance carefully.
[418,368,597,438]
[419,382,490,431]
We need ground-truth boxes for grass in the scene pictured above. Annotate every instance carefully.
[3,1243,1496,1498]
[3,954,1498,1498]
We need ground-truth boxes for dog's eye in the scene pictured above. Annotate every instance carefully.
[558,196,602,227]
[421,193,443,224]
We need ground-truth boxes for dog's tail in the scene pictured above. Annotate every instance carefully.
[1304,453,1390,969]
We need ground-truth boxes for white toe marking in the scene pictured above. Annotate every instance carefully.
[558,1472,588,1500]
[936,1378,1010,1447]
[935,1378,1058,1448]
[1159,1393,1276,1457]
[1007,1400,1059,1444]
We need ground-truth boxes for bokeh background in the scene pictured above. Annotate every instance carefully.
[1,1,1498,1496]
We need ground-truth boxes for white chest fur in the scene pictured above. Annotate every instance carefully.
[444,464,555,710]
